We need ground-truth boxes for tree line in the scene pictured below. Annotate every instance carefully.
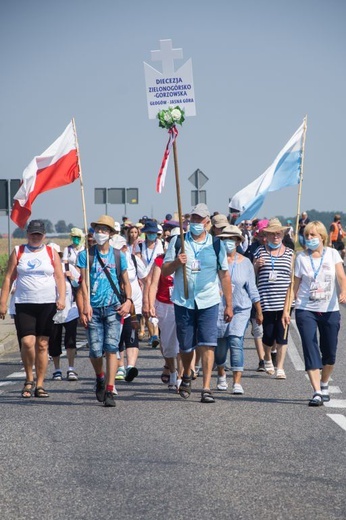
[12,220,76,238]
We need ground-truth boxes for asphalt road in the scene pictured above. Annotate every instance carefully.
[1,310,346,520]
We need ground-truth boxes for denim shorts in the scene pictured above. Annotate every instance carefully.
[215,335,244,371]
[295,309,340,370]
[87,305,122,358]
[174,303,219,353]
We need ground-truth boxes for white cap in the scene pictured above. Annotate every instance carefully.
[157,224,163,234]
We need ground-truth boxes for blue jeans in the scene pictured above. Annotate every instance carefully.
[87,305,122,359]
[215,335,244,371]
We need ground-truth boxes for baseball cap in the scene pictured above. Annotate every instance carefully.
[27,219,45,234]
[190,203,210,218]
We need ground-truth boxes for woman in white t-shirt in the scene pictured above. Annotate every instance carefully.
[283,221,346,407]
[0,220,65,399]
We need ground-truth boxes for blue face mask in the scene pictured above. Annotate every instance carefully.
[189,223,205,236]
[305,237,320,250]
[146,233,157,242]
[224,239,237,253]
[268,241,282,249]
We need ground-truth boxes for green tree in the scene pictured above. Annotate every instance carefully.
[55,220,69,233]
[13,227,26,238]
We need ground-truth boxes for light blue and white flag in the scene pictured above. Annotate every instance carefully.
[229,120,306,224]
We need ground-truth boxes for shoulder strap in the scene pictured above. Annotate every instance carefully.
[131,253,138,275]
[16,244,25,263]
[46,245,55,267]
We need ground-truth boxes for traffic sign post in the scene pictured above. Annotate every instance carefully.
[188,169,208,204]
[191,190,207,206]
[0,178,21,255]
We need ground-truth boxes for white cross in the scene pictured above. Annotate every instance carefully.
[151,39,183,76]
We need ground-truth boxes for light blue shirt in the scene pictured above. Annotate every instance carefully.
[164,232,228,310]
[217,256,260,337]
[77,246,127,308]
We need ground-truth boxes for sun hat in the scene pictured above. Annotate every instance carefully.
[255,219,270,234]
[262,218,289,233]
[135,222,144,229]
[70,227,84,238]
[217,224,244,242]
[90,215,116,234]
[190,203,210,218]
[27,219,46,235]
[142,220,159,234]
[211,214,229,228]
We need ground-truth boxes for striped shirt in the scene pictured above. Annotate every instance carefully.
[254,245,293,311]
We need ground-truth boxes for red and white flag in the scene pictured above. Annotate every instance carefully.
[156,126,178,193]
[11,121,80,228]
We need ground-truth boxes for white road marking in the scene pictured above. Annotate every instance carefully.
[326,414,346,431]
[287,330,305,371]
[323,400,346,409]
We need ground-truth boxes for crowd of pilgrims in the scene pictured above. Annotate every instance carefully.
[0,208,345,408]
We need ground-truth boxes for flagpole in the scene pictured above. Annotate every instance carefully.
[294,115,308,245]
[172,138,189,299]
[284,115,308,339]
[72,117,90,300]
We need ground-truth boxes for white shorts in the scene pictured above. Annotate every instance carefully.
[155,300,179,358]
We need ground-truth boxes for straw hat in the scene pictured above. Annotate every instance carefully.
[217,225,244,242]
[90,215,116,234]
[262,218,289,233]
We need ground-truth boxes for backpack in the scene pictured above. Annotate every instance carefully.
[174,235,222,270]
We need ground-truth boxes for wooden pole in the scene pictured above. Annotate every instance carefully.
[284,116,308,339]
[172,137,188,299]
[72,117,90,300]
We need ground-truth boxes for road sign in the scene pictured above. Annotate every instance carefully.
[188,169,208,189]
[94,188,107,204]
[0,179,21,212]
[126,188,139,204]
[108,188,125,205]
[191,190,206,206]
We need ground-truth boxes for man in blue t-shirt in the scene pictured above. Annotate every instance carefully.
[77,215,132,407]
[162,203,233,404]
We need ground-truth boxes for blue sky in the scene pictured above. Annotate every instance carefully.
[0,0,345,232]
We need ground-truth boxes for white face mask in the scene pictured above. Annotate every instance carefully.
[93,232,109,245]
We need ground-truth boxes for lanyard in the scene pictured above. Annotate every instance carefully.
[145,241,157,265]
[269,245,282,271]
[188,232,208,258]
[309,248,325,280]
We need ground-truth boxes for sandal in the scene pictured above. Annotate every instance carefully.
[201,390,215,403]
[161,365,170,384]
[21,381,35,398]
[264,360,275,375]
[308,392,323,407]
[34,386,49,398]
[276,369,286,380]
[179,374,192,399]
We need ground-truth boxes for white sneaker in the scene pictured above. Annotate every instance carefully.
[217,376,228,391]
[112,387,118,396]
[232,383,244,395]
